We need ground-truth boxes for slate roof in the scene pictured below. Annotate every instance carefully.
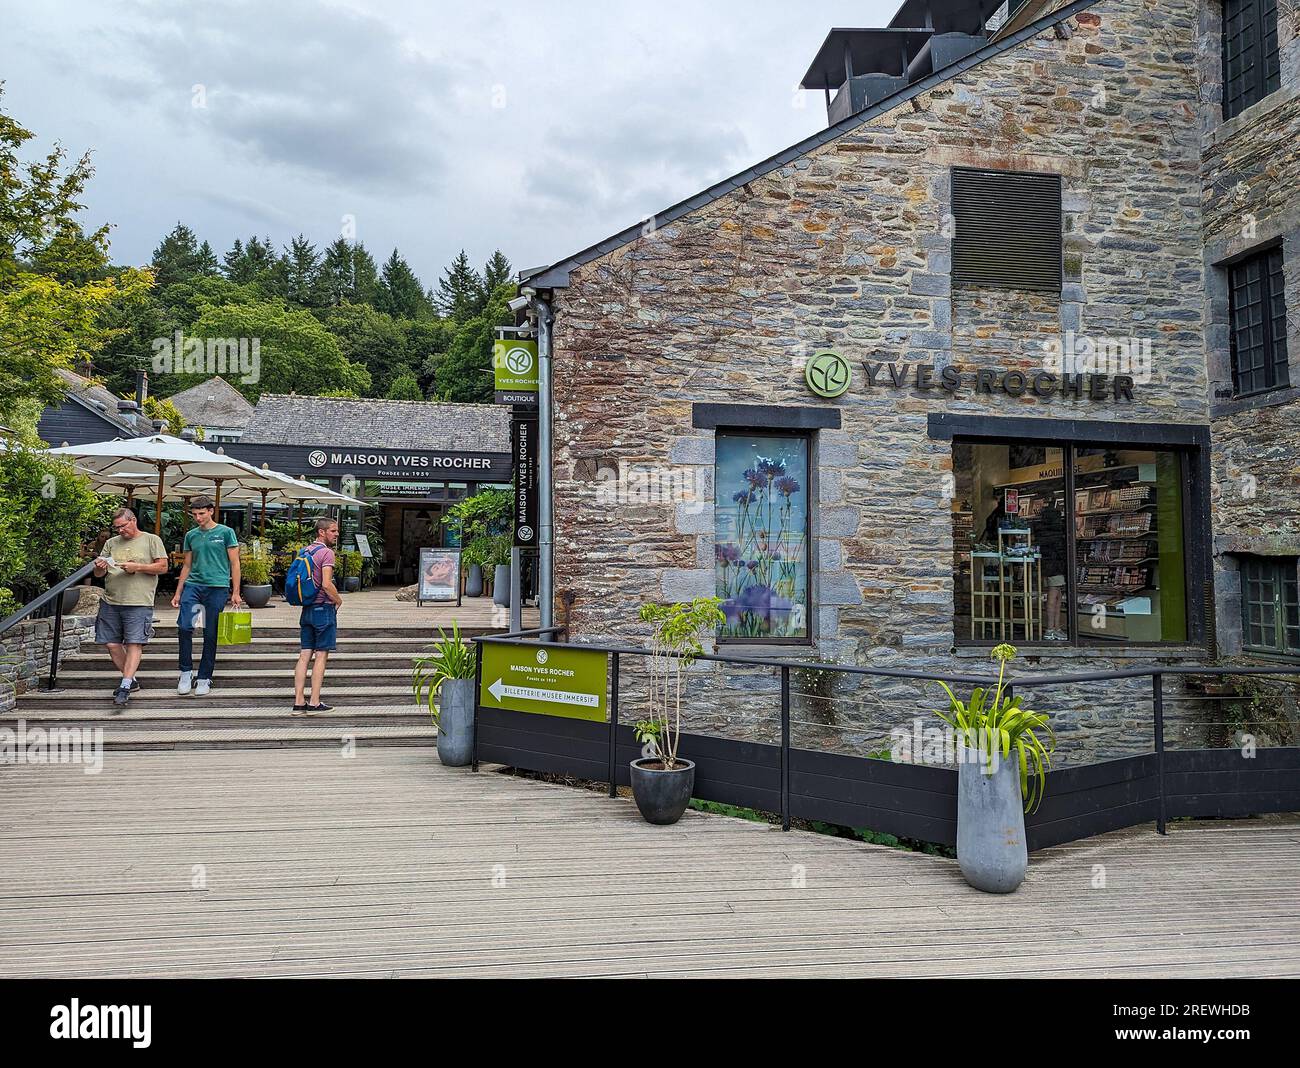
[241,394,511,452]
[520,0,1098,290]
[167,376,255,430]
[55,369,147,436]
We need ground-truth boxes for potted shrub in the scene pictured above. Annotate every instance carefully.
[341,550,363,593]
[631,597,725,825]
[412,623,477,766]
[933,643,1055,893]
[239,543,274,609]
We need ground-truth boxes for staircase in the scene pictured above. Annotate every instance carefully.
[5,620,490,751]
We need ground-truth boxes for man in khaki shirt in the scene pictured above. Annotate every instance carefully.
[94,508,169,711]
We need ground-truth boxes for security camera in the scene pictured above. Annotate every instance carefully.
[507,294,531,313]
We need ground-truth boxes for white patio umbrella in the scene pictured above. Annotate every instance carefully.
[47,434,344,534]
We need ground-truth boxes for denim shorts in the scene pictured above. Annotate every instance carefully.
[300,603,338,651]
[96,603,155,645]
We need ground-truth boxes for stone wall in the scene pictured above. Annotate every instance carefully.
[0,616,95,714]
[547,0,1215,762]
[1199,0,1300,656]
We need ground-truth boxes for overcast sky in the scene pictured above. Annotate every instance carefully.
[5,0,897,286]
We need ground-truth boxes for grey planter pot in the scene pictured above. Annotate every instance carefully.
[465,563,484,598]
[493,564,511,608]
[957,755,1028,893]
[344,576,361,592]
[241,583,273,609]
[436,677,475,767]
[630,758,696,825]
[61,588,82,616]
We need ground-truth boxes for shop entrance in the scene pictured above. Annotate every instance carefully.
[375,502,457,586]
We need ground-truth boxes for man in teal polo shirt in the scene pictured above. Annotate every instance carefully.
[170,495,242,696]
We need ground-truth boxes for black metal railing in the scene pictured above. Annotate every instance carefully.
[0,560,98,690]
[471,629,1300,847]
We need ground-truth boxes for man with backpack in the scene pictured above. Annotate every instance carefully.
[290,518,342,714]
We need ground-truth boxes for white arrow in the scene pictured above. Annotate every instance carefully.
[488,677,598,707]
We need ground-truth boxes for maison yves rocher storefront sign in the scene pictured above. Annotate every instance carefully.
[804,351,1140,403]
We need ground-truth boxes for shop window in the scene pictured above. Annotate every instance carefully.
[1240,556,1300,656]
[952,442,1189,645]
[950,167,1062,293]
[714,432,810,641]
[1228,247,1289,396]
[1223,0,1281,121]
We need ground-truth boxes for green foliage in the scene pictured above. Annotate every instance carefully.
[442,488,511,569]
[433,283,516,403]
[239,542,272,586]
[322,301,409,395]
[411,623,476,726]
[385,371,423,401]
[634,597,726,769]
[932,643,1056,813]
[263,519,305,552]
[0,444,118,613]
[378,248,432,320]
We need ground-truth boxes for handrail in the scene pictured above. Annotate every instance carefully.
[0,560,97,638]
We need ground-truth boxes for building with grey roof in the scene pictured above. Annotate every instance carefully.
[167,377,255,443]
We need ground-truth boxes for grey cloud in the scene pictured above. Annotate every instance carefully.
[96,0,469,191]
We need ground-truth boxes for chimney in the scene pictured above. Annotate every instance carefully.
[135,369,149,409]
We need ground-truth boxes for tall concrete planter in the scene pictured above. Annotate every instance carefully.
[465,563,484,598]
[493,564,511,608]
[956,756,1028,893]
[436,678,475,767]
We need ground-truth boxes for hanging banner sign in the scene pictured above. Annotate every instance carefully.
[494,339,539,405]
[479,642,608,721]
[512,415,538,547]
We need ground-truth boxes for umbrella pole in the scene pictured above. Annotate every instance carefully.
[214,479,223,516]
[154,464,167,535]
[259,489,269,540]
[297,500,304,532]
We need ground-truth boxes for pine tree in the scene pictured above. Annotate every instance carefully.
[285,234,322,306]
[378,248,428,319]
[196,240,219,276]
[434,249,485,323]
[319,238,354,305]
[222,238,246,281]
[483,249,513,293]
[151,223,205,287]
[351,242,380,305]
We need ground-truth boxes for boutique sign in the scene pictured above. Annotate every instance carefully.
[803,351,1137,403]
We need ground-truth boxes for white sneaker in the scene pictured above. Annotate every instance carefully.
[177,671,192,695]
[195,678,211,697]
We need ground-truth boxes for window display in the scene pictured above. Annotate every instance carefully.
[714,432,810,641]
[952,441,1188,645]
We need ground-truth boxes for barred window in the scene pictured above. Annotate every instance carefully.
[1228,247,1289,397]
[1223,0,1281,120]
[1240,556,1300,657]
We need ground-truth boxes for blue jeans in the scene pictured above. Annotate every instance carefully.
[177,584,230,680]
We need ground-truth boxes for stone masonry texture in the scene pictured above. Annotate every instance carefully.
[544,0,1299,764]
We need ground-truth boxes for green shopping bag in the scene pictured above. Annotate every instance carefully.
[216,608,253,646]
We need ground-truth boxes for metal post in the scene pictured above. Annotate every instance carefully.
[608,652,620,798]
[534,295,554,632]
[780,665,791,831]
[1153,672,1167,835]
[47,589,64,691]
[509,546,522,632]
[471,639,483,772]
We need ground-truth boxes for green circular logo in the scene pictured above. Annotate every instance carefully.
[805,350,851,399]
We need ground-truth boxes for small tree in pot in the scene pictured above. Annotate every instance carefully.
[239,543,273,608]
[413,623,477,766]
[630,596,725,825]
[933,643,1055,893]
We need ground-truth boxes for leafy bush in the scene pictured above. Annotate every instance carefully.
[239,543,271,586]
[443,488,511,570]
[0,444,118,616]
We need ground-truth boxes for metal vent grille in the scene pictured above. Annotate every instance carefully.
[951,167,1063,293]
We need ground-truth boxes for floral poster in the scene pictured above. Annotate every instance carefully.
[714,434,809,639]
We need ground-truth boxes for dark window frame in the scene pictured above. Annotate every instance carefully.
[943,429,1207,650]
[1239,555,1300,657]
[1222,0,1282,121]
[712,426,815,646]
[1228,245,1290,397]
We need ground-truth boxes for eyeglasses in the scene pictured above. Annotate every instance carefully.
[111,524,130,533]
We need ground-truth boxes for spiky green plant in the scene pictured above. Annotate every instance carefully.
[412,623,476,727]
[933,643,1056,812]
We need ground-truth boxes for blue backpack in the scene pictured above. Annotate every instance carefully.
[284,543,326,606]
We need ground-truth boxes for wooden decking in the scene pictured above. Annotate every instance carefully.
[1,747,1298,978]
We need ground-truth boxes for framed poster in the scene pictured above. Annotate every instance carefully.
[418,547,461,606]
[354,534,372,559]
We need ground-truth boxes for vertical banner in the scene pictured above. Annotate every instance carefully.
[512,414,538,547]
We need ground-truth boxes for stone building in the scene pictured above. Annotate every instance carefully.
[518,0,1299,761]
